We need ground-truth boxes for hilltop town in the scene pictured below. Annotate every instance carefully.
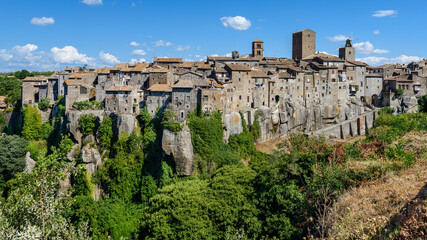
[20,29,427,146]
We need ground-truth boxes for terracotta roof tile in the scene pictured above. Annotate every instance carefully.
[148,84,172,92]
[105,85,136,92]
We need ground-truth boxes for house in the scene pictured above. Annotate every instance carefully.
[105,85,139,115]
[146,84,172,116]
[64,79,93,110]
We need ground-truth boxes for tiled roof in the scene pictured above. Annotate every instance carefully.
[148,84,172,92]
[225,63,251,71]
[121,63,149,72]
[172,79,194,89]
[153,58,183,63]
[253,39,264,43]
[23,76,48,82]
[346,60,367,66]
[251,70,269,78]
[105,85,136,92]
[215,68,228,73]
[64,79,91,88]
[98,68,112,74]
[278,72,295,79]
[110,63,129,71]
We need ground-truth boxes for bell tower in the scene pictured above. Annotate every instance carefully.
[339,39,355,61]
[252,40,264,58]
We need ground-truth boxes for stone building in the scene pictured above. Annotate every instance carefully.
[21,76,49,106]
[120,63,150,87]
[170,79,198,122]
[105,86,139,115]
[148,68,173,87]
[64,79,92,110]
[146,84,172,116]
[339,39,355,61]
[292,29,316,61]
[153,58,183,70]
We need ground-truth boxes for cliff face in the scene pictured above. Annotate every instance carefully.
[162,124,194,176]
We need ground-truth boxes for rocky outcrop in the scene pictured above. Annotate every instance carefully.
[114,114,136,136]
[223,112,243,141]
[25,152,36,173]
[81,146,102,174]
[66,110,104,144]
[162,125,194,176]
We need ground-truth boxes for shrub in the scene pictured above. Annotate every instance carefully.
[161,109,183,133]
[38,97,50,110]
[0,135,28,185]
[394,88,404,99]
[21,105,42,140]
[74,100,104,111]
[418,94,427,113]
[379,106,394,115]
[98,117,113,151]
[78,114,97,136]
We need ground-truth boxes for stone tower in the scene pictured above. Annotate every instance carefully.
[292,29,316,61]
[339,39,355,61]
[252,40,264,58]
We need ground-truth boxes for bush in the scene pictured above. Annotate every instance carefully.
[418,94,427,113]
[74,100,104,110]
[38,97,50,110]
[394,88,404,99]
[21,105,42,140]
[78,114,97,136]
[98,117,113,151]
[0,135,28,186]
[379,106,394,115]
[25,140,47,160]
[161,109,183,133]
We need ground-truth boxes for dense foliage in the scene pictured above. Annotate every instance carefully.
[78,114,98,136]
[0,135,28,189]
[21,105,42,140]
[74,100,104,111]
[0,76,22,107]
[418,94,427,112]
[38,97,50,110]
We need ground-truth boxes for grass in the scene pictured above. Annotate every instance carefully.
[328,132,427,240]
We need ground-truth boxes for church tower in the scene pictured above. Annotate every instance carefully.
[339,39,355,61]
[292,29,316,61]
[252,40,264,58]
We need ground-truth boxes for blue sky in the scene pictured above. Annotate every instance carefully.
[0,0,425,71]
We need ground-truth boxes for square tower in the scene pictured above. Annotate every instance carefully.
[252,40,264,58]
[292,29,316,61]
[339,39,355,61]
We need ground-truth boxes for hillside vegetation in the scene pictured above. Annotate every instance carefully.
[0,96,426,239]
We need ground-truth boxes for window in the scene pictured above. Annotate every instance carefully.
[239,95,242,100]
[204,95,208,101]
[80,87,87,94]
[187,96,190,102]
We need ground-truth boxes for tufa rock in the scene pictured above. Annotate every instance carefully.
[162,125,194,176]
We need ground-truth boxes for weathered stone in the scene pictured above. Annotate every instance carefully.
[66,144,80,162]
[279,112,288,124]
[162,125,194,176]
[115,114,136,136]
[66,110,104,144]
[271,109,280,125]
[81,146,102,174]
[25,152,36,173]
[223,112,243,141]
[279,123,288,138]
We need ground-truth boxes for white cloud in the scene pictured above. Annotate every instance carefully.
[131,2,136,7]
[176,45,190,51]
[225,53,232,57]
[372,10,397,17]
[0,50,12,61]
[82,0,103,5]
[327,35,349,42]
[194,54,201,58]
[220,16,251,30]
[130,58,146,65]
[30,17,54,26]
[129,41,140,47]
[154,40,172,47]
[353,41,389,54]
[210,54,219,57]
[373,30,380,35]
[132,49,146,56]
[99,51,119,65]
[357,55,422,66]
[13,44,38,54]
[51,46,93,64]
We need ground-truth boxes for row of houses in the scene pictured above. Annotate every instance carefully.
[21,31,427,123]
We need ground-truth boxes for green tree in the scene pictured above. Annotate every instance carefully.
[97,117,113,151]
[0,135,28,187]
[38,97,50,110]
[418,94,427,112]
[0,138,89,239]
[78,114,97,136]
[22,105,42,140]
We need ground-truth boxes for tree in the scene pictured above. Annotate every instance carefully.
[0,135,28,186]
[418,94,427,113]
[22,105,42,140]
[0,138,90,239]
[97,117,113,151]
[395,88,404,99]
[38,97,50,110]
[78,114,97,136]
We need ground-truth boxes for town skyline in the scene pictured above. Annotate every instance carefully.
[0,0,426,71]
